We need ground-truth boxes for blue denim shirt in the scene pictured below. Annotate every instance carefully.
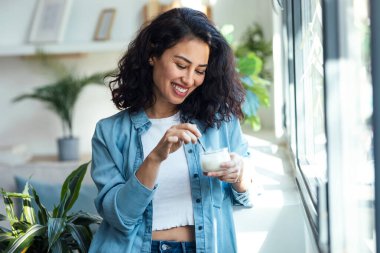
[89,109,251,253]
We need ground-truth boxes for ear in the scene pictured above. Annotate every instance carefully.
[148,57,154,66]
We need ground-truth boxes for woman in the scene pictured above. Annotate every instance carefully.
[90,7,252,253]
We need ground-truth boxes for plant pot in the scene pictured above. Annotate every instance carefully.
[57,137,79,161]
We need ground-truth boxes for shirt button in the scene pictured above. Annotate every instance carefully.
[161,244,170,250]
[196,198,201,203]
[188,149,193,153]
[193,174,199,178]
[198,226,203,230]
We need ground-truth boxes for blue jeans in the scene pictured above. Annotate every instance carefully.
[151,240,196,253]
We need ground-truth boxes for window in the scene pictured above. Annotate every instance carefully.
[284,0,327,249]
[283,0,375,252]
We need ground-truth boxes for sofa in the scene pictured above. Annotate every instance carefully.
[0,158,98,228]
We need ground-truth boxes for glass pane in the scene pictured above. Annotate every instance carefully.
[306,0,325,171]
[328,0,374,252]
[348,0,374,251]
[298,0,326,199]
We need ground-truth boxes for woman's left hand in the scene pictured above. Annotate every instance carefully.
[204,153,243,184]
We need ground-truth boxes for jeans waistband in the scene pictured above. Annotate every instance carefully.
[151,240,196,252]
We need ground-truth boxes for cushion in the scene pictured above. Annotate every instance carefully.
[15,176,98,215]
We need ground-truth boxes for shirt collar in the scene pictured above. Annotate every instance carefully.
[130,109,150,130]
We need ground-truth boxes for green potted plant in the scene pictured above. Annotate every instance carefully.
[0,162,102,253]
[235,23,273,81]
[221,24,271,130]
[13,53,112,161]
[236,51,271,130]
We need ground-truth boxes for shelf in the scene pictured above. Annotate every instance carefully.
[0,41,128,57]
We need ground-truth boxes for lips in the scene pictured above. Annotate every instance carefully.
[171,83,189,97]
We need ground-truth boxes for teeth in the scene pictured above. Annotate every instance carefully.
[172,84,188,93]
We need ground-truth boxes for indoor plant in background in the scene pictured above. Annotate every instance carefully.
[0,162,102,253]
[221,24,272,130]
[13,53,113,161]
[235,23,273,81]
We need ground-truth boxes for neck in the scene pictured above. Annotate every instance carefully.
[145,106,179,119]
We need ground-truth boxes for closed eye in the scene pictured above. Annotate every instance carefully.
[176,64,186,70]
[196,69,206,75]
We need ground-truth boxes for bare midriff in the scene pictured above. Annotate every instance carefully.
[152,225,195,242]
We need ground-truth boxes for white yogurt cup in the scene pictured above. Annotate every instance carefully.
[200,148,230,172]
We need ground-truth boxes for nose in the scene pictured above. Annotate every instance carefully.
[181,70,195,86]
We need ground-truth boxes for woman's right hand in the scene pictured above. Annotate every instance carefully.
[136,123,201,189]
[149,123,202,162]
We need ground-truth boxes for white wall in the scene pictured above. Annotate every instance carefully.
[213,0,274,130]
[0,0,273,157]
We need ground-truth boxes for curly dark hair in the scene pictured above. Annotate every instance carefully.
[109,7,245,129]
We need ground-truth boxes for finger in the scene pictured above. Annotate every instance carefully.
[174,130,191,144]
[183,130,198,144]
[207,167,238,178]
[168,125,198,144]
[171,129,198,144]
[219,172,240,183]
[175,123,202,138]
[165,136,183,154]
[167,136,179,143]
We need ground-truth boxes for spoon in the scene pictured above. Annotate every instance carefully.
[188,119,206,152]
[197,138,207,152]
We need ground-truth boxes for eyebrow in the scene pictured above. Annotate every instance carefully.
[174,55,208,67]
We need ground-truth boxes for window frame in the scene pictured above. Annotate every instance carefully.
[370,0,380,251]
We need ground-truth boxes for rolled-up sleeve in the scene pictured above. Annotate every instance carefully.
[91,121,156,232]
[231,187,253,207]
[227,117,253,207]
[116,173,157,225]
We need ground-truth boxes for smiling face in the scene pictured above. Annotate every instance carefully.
[149,38,210,117]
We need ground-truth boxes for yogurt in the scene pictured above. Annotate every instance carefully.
[200,148,230,172]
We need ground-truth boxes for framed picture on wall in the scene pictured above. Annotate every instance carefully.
[94,9,116,41]
[29,0,73,43]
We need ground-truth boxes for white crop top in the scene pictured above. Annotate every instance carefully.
[141,112,194,231]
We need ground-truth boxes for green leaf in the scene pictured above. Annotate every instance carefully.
[251,79,270,107]
[31,186,50,225]
[5,224,46,253]
[66,223,92,253]
[0,214,7,221]
[237,52,263,76]
[57,162,89,217]
[67,211,102,226]
[0,232,14,243]
[0,225,11,234]
[240,76,254,88]
[0,233,12,252]
[12,221,30,233]
[54,188,71,218]
[48,217,66,251]
[50,238,64,253]
[1,191,31,199]
[248,115,262,131]
[20,182,36,225]
[2,194,18,229]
